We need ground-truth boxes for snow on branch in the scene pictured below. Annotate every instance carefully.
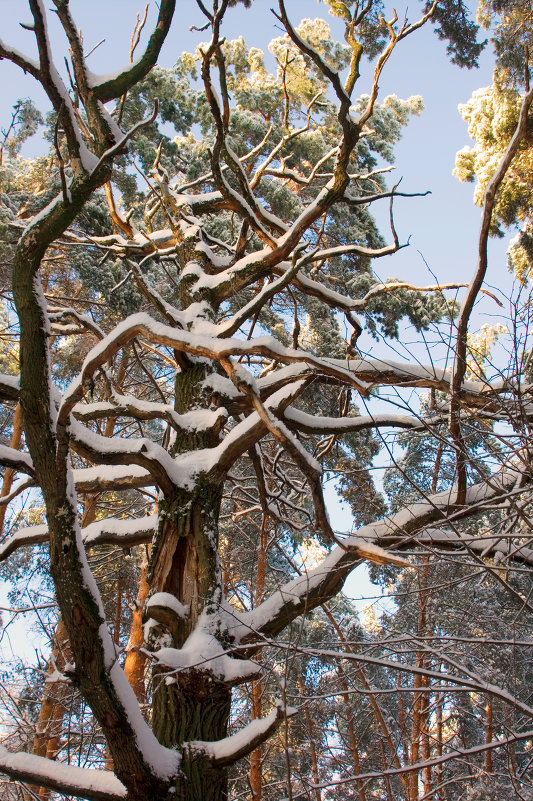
[150,611,261,686]
[48,308,105,340]
[59,313,374,425]
[0,745,126,801]
[214,245,312,338]
[73,464,153,493]
[283,408,420,434]
[74,394,228,436]
[188,701,297,767]
[0,515,158,563]
[0,445,35,477]
[87,0,176,102]
[26,0,98,174]
[69,419,185,496]
[0,373,19,402]
[71,382,306,496]
[389,527,533,567]
[233,466,523,647]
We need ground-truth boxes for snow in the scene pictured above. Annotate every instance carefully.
[284,408,418,432]
[70,378,304,493]
[147,592,189,620]
[201,372,240,398]
[0,372,19,392]
[0,524,48,561]
[97,100,125,144]
[73,464,153,490]
[74,394,227,433]
[108,659,180,779]
[152,613,260,685]
[86,61,142,90]
[0,745,127,799]
[57,464,180,782]
[0,445,33,473]
[82,515,158,546]
[189,702,297,764]
[0,41,39,73]
[65,312,375,416]
[232,467,519,642]
[229,361,259,393]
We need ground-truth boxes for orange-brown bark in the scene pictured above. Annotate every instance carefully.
[337,665,366,801]
[250,515,268,801]
[26,617,72,800]
[0,402,23,535]
[484,697,493,774]
[298,674,322,801]
[408,558,431,801]
[123,548,151,703]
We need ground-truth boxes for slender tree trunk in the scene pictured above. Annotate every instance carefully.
[484,697,493,774]
[26,617,72,801]
[337,666,366,801]
[409,558,431,801]
[435,692,444,801]
[297,675,322,801]
[379,739,394,801]
[124,547,151,702]
[322,605,408,797]
[250,516,268,801]
[0,402,23,535]
[398,674,410,767]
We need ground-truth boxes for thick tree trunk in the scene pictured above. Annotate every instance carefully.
[147,363,232,800]
[149,488,231,801]
[149,483,231,796]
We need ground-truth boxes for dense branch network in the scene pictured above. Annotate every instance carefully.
[0,0,532,799]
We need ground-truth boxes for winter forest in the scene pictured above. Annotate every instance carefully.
[0,0,532,799]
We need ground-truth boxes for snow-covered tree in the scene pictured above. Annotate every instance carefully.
[0,2,533,800]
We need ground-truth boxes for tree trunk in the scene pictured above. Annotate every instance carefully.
[435,692,444,801]
[484,696,493,774]
[26,617,72,801]
[0,402,23,535]
[298,674,322,801]
[124,548,151,703]
[409,558,431,801]
[337,666,366,801]
[147,363,232,800]
[250,515,268,801]
[148,483,231,800]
